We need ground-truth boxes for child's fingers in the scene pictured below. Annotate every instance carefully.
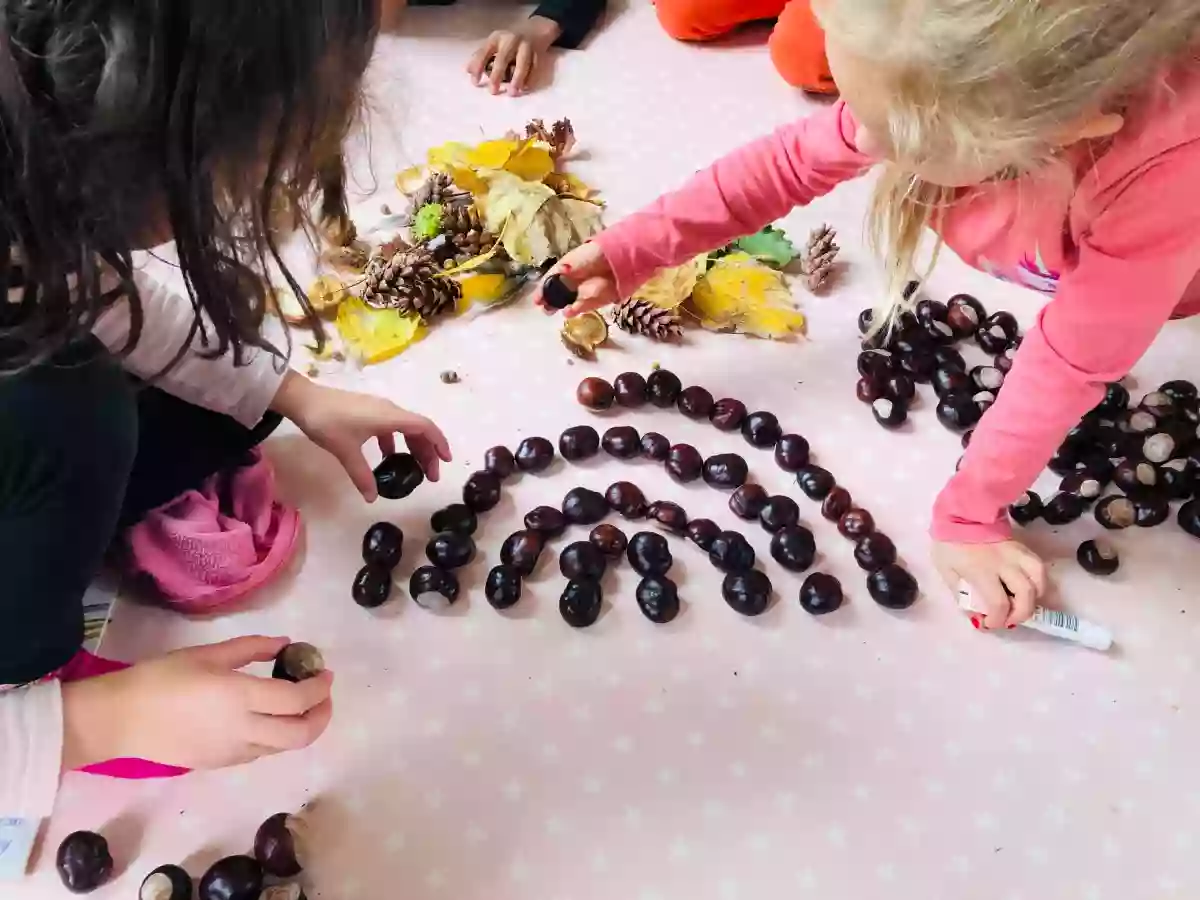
[563,277,616,317]
[489,39,517,94]
[241,670,334,717]
[408,436,442,482]
[337,446,378,501]
[188,636,291,670]
[1013,547,1047,597]
[970,575,1013,630]
[249,699,334,752]
[377,432,397,459]
[998,566,1036,628]
[511,43,535,95]
[466,37,496,80]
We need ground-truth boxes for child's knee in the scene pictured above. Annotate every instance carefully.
[770,1,837,93]
[656,0,720,42]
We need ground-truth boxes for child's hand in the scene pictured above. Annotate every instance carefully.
[62,636,333,770]
[467,17,561,96]
[932,539,1047,629]
[273,372,453,501]
[534,243,620,317]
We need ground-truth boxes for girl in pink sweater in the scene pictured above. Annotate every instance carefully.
[538,1,1200,629]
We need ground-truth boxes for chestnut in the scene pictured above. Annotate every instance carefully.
[362,522,403,569]
[1095,382,1131,416]
[916,297,950,327]
[857,350,894,380]
[374,453,425,500]
[774,434,811,472]
[857,307,876,335]
[666,443,704,483]
[614,372,648,407]
[742,411,783,448]
[722,570,773,617]
[1094,495,1136,530]
[885,373,917,404]
[686,517,721,551]
[1113,459,1159,496]
[501,530,545,576]
[577,377,616,411]
[1119,409,1158,435]
[563,487,608,525]
[935,392,982,431]
[462,470,502,512]
[854,533,897,571]
[431,504,478,537]
[627,531,673,576]
[933,345,967,372]
[1077,539,1119,576]
[199,856,263,900]
[872,397,908,429]
[703,453,749,489]
[646,368,683,407]
[970,365,1005,393]
[484,445,518,480]
[1177,498,1200,538]
[770,525,816,573]
[515,436,555,473]
[974,390,997,415]
[799,573,844,616]
[254,812,306,878]
[260,885,306,900]
[409,566,460,610]
[994,346,1019,374]
[485,565,523,610]
[710,398,748,431]
[1135,493,1170,527]
[640,431,671,461]
[272,642,325,683]
[648,500,690,534]
[1059,472,1104,503]
[838,508,875,539]
[606,481,648,519]
[542,273,578,309]
[979,310,1020,349]
[525,505,568,537]
[1008,491,1044,526]
[1160,379,1198,405]
[560,540,607,580]
[933,367,972,398]
[140,865,193,900]
[560,579,603,628]
[636,576,681,624]
[56,831,114,894]
[590,523,628,559]
[867,564,919,609]
[560,425,601,461]
[1140,390,1176,419]
[760,495,801,533]
[709,531,756,574]
[1161,458,1195,500]
[856,376,885,405]
[947,293,985,337]
[796,465,836,500]
[1142,432,1177,464]
[602,425,642,459]
[729,483,770,520]
[678,385,715,419]
[898,347,938,382]
[426,531,476,569]
[821,487,853,521]
[352,564,392,608]
[1041,492,1086,525]
[1047,443,1083,476]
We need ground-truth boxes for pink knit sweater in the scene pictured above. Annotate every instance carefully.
[594,65,1200,543]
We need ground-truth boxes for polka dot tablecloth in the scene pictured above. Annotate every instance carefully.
[19,4,1200,899]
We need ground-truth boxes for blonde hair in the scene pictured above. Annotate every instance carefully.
[813,0,1200,329]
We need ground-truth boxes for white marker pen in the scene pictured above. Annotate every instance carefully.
[956,585,1113,651]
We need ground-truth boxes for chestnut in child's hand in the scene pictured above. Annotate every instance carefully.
[272,642,325,683]
[199,855,263,900]
[374,453,425,500]
[56,831,114,894]
[254,813,306,878]
[542,273,577,309]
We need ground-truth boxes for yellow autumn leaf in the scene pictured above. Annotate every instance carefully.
[480,171,555,236]
[738,304,807,340]
[426,141,474,171]
[634,255,709,310]
[544,171,599,201]
[335,298,425,365]
[690,252,805,340]
[445,164,488,197]
[467,139,520,170]
[505,144,555,182]
[395,166,428,194]
[457,272,509,305]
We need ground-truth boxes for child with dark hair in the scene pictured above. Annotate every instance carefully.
[0,0,451,817]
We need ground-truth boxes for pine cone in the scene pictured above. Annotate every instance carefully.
[362,246,461,320]
[612,298,683,341]
[404,173,470,225]
[801,224,839,291]
[440,204,497,263]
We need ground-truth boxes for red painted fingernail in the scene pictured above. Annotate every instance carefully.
[970,616,981,630]
[562,263,573,272]
[1008,624,1017,630]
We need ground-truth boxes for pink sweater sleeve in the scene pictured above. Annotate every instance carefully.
[933,154,1200,543]
[593,101,871,297]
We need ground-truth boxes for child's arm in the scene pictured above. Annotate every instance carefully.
[531,0,606,49]
[593,101,871,298]
[933,154,1200,543]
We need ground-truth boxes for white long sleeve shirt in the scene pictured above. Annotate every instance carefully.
[0,251,287,821]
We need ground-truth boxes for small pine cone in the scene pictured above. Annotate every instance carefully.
[403,173,470,225]
[409,276,462,321]
[612,298,683,341]
[442,204,484,236]
[362,246,441,311]
[801,224,839,292]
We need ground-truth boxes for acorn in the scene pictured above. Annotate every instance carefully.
[867,564,919,609]
[703,453,749,489]
[640,431,671,461]
[636,576,681,625]
[796,465,836,500]
[686,518,722,551]
[602,425,642,460]
[462,470,502,512]
[774,434,811,472]
[760,495,801,533]
[272,642,325,683]
[254,812,306,878]
[524,505,568,537]
[722,571,773,617]
[1094,495,1136,530]
[729,483,769,520]
[1008,491,1044,526]
[606,481,649,519]
[430,504,478,537]
[409,566,460,611]
[485,565,523,610]
[198,856,263,900]
[677,385,715,419]
[515,436,555,473]
[648,500,689,535]
[362,522,404,570]
[1041,492,1086,526]
[560,579,603,628]
[627,531,673,576]
[854,533,897,571]
[710,398,748,431]
[577,377,616,410]
[799,573,844,616]
[559,425,601,461]
[501,530,545,576]
[139,865,193,900]
[484,445,518,480]
[646,368,683,407]
[742,411,783,448]
[872,397,908,429]
[562,487,608,525]
[1075,539,1119,576]
[614,372,648,407]
[56,831,114,894]
[374,453,424,500]
[708,531,756,574]
[770,525,816,573]
[560,541,607,580]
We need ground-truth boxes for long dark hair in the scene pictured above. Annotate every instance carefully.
[0,0,380,374]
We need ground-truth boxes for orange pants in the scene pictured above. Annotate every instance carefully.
[655,0,835,94]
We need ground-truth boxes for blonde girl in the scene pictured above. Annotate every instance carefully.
[537,1,1200,629]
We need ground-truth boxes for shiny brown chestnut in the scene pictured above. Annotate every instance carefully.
[759,496,801,533]
[602,425,641,459]
[853,533,897,571]
[703,453,749,489]
[648,500,689,534]
[462,470,502,512]
[796,465,836,500]
[254,812,306,878]
[646,369,683,407]
[560,541,607,580]
[799,573,844,616]
[867,565,920,610]
[710,398,748,431]
[515,436,555,473]
[576,377,616,410]
[729,483,769,520]
[742,411,783,448]
[770,525,816,572]
[677,386,715,419]
[501,530,545,576]
[562,487,608,525]
[606,481,649,519]
[856,376,886,404]
[722,570,773,617]
[774,434,810,472]
[640,432,671,462]
[838,508,875,539]
[666,444,704,483]
[686,518,722,551]
[627,531,673,576]
[614,372,648,407]
[590,524,629,559]
[484,446,517,480]
[709,531,757,574]
[821,487,852,521]
[524,505,568,537]
[559,425,601,461]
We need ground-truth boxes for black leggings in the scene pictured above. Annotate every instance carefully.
[0,340,280,685]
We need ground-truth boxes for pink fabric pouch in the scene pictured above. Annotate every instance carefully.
[124,450,301,612]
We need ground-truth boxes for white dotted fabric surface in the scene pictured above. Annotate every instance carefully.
[21,4,1200,898]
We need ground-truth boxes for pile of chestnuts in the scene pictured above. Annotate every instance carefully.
[58,809,310,899]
